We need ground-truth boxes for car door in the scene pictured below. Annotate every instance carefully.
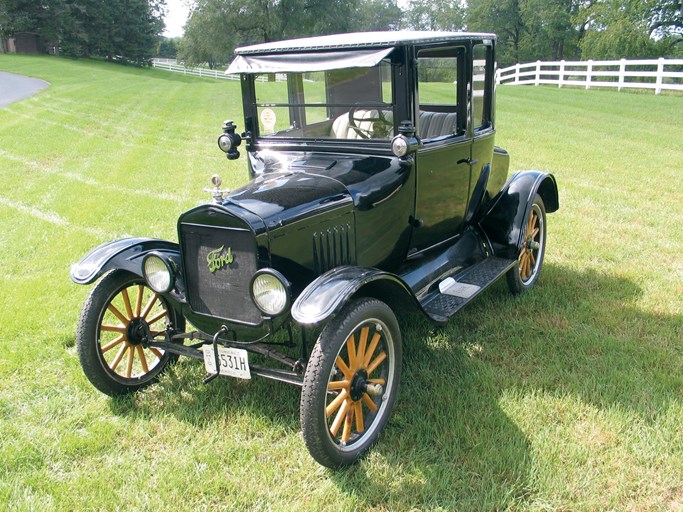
[410,46,472,253]
[469,42,496,204]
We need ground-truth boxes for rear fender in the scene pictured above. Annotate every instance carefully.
[291,266,421,326]
[70,237,181,285]
[479,171,559,259]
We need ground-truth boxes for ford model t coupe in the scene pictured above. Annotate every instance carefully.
[71,31,558,467]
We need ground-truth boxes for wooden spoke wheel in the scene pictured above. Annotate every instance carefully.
[507,194,547,294]
[76,270,184,396]
[300,298,401,468]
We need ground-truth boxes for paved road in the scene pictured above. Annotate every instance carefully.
[0,71,50,107]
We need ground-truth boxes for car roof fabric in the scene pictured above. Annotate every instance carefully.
[226,48,394,74]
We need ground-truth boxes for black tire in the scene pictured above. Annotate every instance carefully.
[76,270,184,396]
[300,298,402,468]
[507,194,547,295]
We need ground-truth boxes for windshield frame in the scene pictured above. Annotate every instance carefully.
[240,52,401,146]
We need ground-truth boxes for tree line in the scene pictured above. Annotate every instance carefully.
[179,0,681,68]
[1,0,681,66]
[0,0,165,63]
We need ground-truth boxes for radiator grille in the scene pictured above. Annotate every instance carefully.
[312,223,353,274]
[180,223,261,324]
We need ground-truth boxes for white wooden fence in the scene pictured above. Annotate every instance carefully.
[496,58,683,94]
[151,59,240,80]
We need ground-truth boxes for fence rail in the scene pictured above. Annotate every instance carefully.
[496,58,683,94]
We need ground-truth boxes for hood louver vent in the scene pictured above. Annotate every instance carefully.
[313,223,353,274]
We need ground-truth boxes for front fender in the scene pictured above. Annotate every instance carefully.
[479,171,559,259]
[291,266,421,326]
[70,237,180,285]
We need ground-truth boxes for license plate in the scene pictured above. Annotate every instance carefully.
[202,345,251,379]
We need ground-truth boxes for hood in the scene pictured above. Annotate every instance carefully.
[225,150,408,229]
[226,164,351,229]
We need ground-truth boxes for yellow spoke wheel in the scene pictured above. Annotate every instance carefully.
[300,298,401,468]
[76,270,184,396]
[507,194,547,295]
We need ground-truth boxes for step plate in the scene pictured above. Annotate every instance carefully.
[422,257,516,320]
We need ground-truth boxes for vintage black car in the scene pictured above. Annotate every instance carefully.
[71,31,558,468]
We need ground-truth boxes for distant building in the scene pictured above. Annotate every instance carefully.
[2,32,44,54]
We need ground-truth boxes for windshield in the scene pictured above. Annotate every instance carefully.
[253,60,394,140]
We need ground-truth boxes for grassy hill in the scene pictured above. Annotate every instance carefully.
[0,55,681,511]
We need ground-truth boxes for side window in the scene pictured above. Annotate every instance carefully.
[416,47,465,140]
[472,44,492,131]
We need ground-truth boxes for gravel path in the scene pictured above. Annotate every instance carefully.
[0,71,50,107]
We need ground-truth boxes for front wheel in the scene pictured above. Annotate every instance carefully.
[300,298,402,468]
[507,194,547,294]
[76,270,184,396]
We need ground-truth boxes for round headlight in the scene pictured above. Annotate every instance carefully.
[217,133,233,153]
[391,135,409,157]
[143,254,174,293]
[251,270,289,316]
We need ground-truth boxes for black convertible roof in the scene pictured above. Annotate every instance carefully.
[234,31,496,55]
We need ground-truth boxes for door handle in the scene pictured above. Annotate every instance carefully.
[457,158,478,165]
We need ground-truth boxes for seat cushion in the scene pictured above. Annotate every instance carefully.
[418,111,458,139]
[331,110,394,139]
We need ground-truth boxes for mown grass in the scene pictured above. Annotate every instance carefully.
[0,54,681,511]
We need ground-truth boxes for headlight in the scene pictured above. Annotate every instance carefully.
[142,253,174,293]
[391,135,409,157]
[250,269,290,316]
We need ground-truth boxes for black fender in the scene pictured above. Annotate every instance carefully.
[479,171,559,259]
[291,266,422,326]
[70,237,181,285]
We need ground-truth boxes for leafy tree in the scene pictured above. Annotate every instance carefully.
[157,36,179,58]
[405,0,465,31]
[467,0,525,65]
[354,0,403,31]
[578,0,673,59]
[177,0,235,68]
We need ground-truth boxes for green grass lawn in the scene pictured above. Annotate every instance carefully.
[1,55,681,511]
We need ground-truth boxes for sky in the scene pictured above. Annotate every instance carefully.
[163,0,190,38]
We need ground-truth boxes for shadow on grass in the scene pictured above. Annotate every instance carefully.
[329,263,681,508]
[106,263,680,508]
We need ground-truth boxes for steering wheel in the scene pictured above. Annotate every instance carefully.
[348,103,393,139]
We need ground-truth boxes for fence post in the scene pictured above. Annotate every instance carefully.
[585,60,593,90]
[559,60,565,89]
[514,63,520,84]
[618,59,626,91]
[535,60,541,86]
[655,57,664,95]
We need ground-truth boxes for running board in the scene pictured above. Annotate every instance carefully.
[420,256,516,322]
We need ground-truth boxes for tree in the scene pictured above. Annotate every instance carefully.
[405,0,465,31]
[578,0,668,59]
[177,0,236,68]
[354,0,402,31]
[467,0,525,65]
[157,36,179,58]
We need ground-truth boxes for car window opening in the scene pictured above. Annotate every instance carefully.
[254,60,395,140]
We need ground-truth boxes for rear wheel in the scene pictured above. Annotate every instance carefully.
[507,194,546,294]
[300,298,401,468]
[76,270,184,396]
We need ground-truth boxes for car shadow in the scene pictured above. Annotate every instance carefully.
[107,263,680,508]
[328,263,681,508]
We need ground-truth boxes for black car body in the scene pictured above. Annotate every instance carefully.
[72,31,558,467]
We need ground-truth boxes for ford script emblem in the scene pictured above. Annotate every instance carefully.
[207,245,234,273]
